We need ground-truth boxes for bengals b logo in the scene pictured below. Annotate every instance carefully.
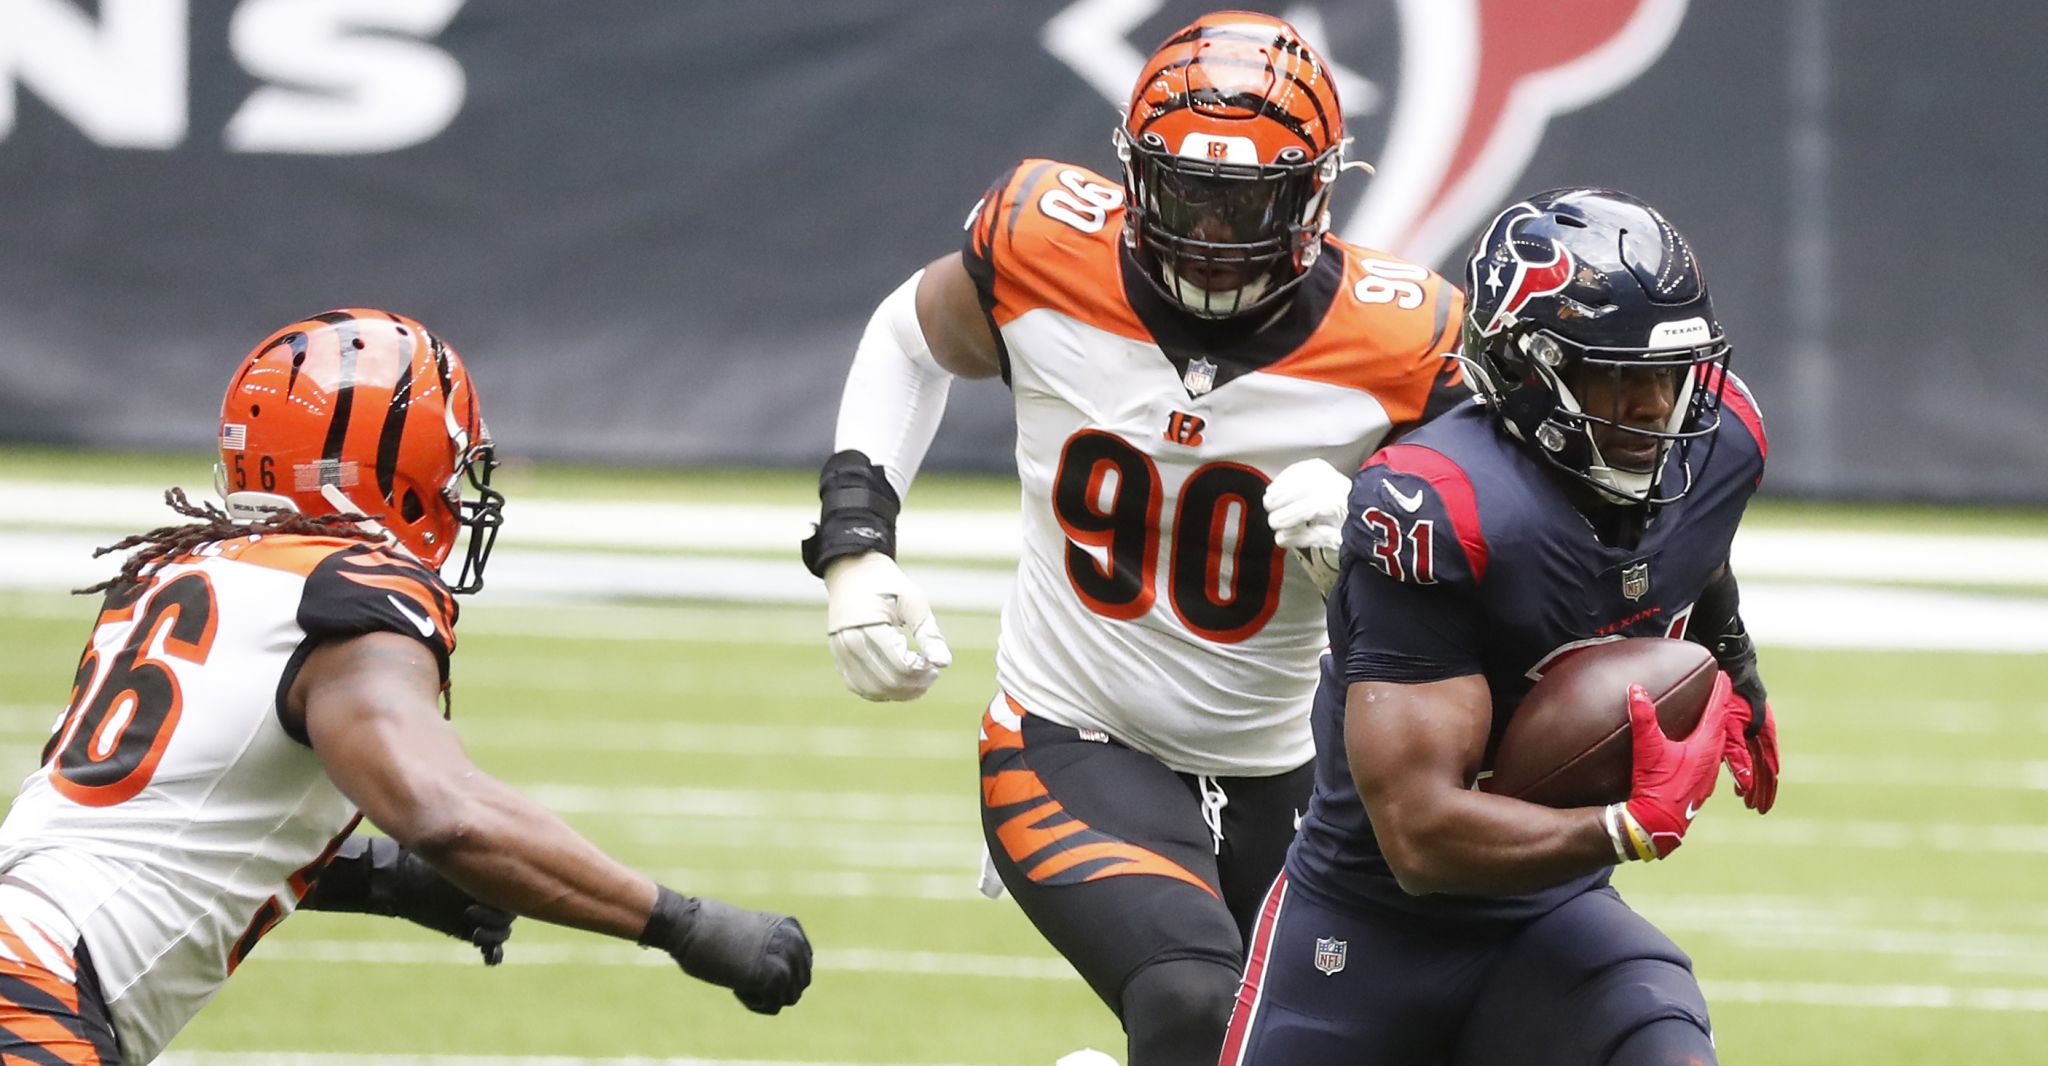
[1164,412,1205,447]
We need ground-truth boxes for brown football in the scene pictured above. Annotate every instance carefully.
[1480,637,1719,809]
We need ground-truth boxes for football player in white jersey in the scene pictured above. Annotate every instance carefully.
[801,13,1468,1065]
[0,310,811,1064]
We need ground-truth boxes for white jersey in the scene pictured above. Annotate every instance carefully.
[0,534,456,1063]
[964,160,1465,776]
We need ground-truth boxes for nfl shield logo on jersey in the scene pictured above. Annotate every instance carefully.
[1183,357,1217,397]
[1621,561,1651,601]
[1313,936,1347,976]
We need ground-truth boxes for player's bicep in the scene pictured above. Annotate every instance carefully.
[296,631,481,850]
[1343,675,1491,822]
[917,251,1001,379]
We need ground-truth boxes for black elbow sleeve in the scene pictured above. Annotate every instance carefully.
[1691,568,1767,711]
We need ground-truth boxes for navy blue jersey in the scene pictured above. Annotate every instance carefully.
[1287,370,1767,921]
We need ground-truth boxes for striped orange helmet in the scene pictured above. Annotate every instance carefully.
[1117,11,1352,318]
[215,309,504,592]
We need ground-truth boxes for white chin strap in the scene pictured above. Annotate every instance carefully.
[210,463,403,553]
[1558,360,1700,503]
[1161,263,1271,317]
[1586,461,1656,502]
[214,460,301,522]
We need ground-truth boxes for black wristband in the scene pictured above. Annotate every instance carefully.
[638,884,700,955]
[799,449,900,577]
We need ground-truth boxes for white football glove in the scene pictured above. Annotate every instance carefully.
[822,552,953,701]
[1263,458,1352,597]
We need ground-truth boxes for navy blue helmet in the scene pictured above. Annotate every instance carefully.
[1459,188,1728,506]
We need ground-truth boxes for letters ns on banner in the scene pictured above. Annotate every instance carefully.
[0,0,467,155]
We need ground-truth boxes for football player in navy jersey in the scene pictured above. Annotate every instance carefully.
[1220,189,1781,1066]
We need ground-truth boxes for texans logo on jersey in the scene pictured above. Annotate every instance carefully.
[1044,0,1690,264]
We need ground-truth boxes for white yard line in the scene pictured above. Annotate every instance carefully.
[249,940,1077,981]
[643,867,979,903]
[521,784,965,825]
[1702,816,2048,854]
[1635,893,2048,931]
[1701,980,2048,1012]
[161,1047,983,1055]
[7,529,2048,653]
[0,480,1021,561]
[10,480,2048,585]
[1787,754,2048,791]
[231,938,2048,1012]
[464,721,969,760]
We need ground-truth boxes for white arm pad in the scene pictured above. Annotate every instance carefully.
[834,270,954,499]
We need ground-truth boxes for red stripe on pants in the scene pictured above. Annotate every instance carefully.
[1217,871,1289,1066]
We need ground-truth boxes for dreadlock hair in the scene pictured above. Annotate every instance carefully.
[78,488,381,598]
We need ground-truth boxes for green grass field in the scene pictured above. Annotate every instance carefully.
[1,589,2044,1064]
[3,447,2046,1063]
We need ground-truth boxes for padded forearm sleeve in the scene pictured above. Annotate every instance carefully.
[799,449,900,576]
[298,835,378,913]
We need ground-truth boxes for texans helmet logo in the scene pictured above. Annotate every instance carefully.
[1043,0,1689,265]
[1470,202,1578,337]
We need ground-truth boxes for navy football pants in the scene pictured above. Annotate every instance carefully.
[1221,873,1715,1066]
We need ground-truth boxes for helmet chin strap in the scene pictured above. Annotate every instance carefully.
[1161,263,1273,318]
[1586,460,1656,502]
[1585,367,1701,503]
[317,483,408,557]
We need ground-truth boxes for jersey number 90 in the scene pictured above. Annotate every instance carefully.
[1052,430,1284,643]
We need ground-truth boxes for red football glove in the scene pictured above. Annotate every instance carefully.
[1604,676,1735,861]
[1722,695,1780,814]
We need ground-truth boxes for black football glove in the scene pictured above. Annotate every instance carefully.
[639,886,812,1014]
[301,835,514,965]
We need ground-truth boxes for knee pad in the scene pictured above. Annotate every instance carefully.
[1119,956,1242,1066]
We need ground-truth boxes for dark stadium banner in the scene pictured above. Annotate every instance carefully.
[2,1,2042,503]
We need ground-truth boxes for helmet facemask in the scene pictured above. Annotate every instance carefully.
[1118,126,1341,319]
[445,437,503,595]
[1492,328,1729,507]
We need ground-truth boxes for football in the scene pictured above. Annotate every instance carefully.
[1481,637,1719,809]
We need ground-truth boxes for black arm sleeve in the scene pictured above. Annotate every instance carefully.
[1690,566,1768,724]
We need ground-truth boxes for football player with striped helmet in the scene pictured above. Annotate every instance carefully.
[0,310,810,1064]
[802,13,1470,1064]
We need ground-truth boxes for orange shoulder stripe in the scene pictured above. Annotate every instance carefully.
[977,159,1147,342]
[1261,248,1466,424]
[209,534,358,578]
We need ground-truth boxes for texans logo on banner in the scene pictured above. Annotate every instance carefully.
[1044,0,1689,265]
